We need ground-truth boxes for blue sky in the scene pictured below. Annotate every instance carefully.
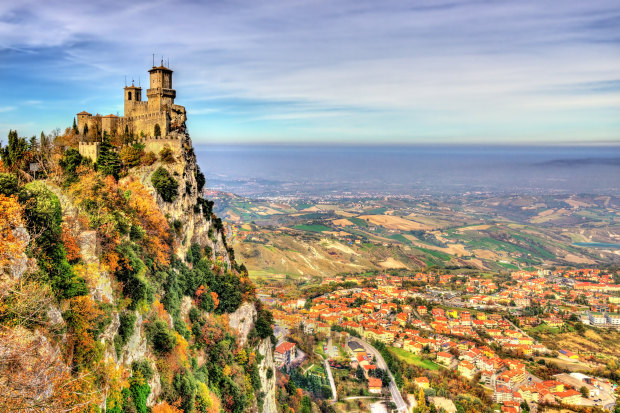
[1,0,619,144]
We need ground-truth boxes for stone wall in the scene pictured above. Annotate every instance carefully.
[136,135,183,155]
[78,141,100,161]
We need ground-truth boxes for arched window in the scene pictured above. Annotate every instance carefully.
[128,92,132,101]
[154,123,161,137]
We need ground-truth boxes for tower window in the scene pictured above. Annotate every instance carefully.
[128,92,132,101]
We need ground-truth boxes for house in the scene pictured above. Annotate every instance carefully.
[495,385,513,403]
[274,342,297,366]
[458,360,476,379]
[559,349,579,361]
[404,340,423,355]
[414,377,430,389]
[588,311,606,326]
[554,389,582,405]
[437,351,454,366]
[368,377,382,394]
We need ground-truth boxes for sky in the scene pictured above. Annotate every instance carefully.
[0,0,619,144]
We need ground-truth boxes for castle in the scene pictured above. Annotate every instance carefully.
[76,61,187,159]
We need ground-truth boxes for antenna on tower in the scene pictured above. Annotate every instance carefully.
[152,53,155,67]
[161,56,164,66]
[138,76,141,87]
[131,78,134,86]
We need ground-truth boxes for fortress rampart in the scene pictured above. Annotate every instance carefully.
[76,62,186,155]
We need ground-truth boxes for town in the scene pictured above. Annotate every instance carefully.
[263,268,620,413]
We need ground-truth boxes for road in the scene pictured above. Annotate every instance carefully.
[321,356,338,402]
[350,337,408,412]
[315,346,338,403]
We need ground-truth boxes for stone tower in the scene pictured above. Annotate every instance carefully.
[147,62,176,112]
[124,83,143,117]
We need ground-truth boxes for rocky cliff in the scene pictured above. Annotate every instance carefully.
[0,126,276,412]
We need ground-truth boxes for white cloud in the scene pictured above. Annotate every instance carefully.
[1,0,619,142]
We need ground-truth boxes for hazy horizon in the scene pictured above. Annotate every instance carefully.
[196,144,620,197]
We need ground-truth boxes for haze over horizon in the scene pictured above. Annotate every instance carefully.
[1,0,619,144]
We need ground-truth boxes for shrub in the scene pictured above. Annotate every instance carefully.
[20,182,87,298]
[118,311,137,345]
[120,143,145,168]
[173,370,197,413]
[132,359,154,381]
[195,168,206,192]
[59,148,84,175]
[0,173,18,196]
[146,320,176,354]
[159,146,175,163]
[151,167,178,202]
[140,151,157,166]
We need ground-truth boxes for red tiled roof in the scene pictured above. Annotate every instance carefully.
[275,342,296,354]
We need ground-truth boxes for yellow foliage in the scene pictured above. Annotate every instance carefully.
[0,194,27,269]
[196,381,220,413]
[153,400,184,413]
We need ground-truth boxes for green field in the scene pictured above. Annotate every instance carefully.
[366,207,388,214]
[389,347,440,370]
[292,224,333,232]
[348,217,369,227]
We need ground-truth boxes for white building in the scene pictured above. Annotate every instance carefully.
[588,312,607,326]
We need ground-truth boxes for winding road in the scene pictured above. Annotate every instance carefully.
[349,337,408,412]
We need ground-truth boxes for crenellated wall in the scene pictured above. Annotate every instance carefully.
[78,141,101,161]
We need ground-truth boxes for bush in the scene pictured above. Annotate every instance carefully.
[0,173,18,196]
[118,311,137,344]
[120,143,145,168]
[132,360,154,381]
[146,320,176,354]
[173,369,197,413]
[140,151,157,166]
[159,146,175,163]
[20,182,87,298]
[151,167,178,202]
[195,167,206,192]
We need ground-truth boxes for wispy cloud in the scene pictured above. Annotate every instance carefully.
[1,0,619,143]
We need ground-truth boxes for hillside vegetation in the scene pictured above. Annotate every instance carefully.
[0,128,276,412]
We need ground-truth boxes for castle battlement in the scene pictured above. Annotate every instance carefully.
[76,62,186,142]
[78,141,101,161]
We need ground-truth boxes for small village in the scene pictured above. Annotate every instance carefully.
[263,268,620,413]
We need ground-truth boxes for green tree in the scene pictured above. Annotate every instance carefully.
[72,118,78,134]
[579,386,589,398]
[19,182,87,298]
[1,130,28,175]
[96,134,121,179]
[151,167,178,202]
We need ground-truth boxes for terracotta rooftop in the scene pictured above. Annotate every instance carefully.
[77,111,92,116]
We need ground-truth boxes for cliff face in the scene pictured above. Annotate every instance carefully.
[0,127,276,412]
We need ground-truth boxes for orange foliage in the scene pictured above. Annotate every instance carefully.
[121,176,171,266]
[211,292,219,310]
[152,401,184,413]
[61,221,82,263]
[0,194,27,269]
[66,295,104,369]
